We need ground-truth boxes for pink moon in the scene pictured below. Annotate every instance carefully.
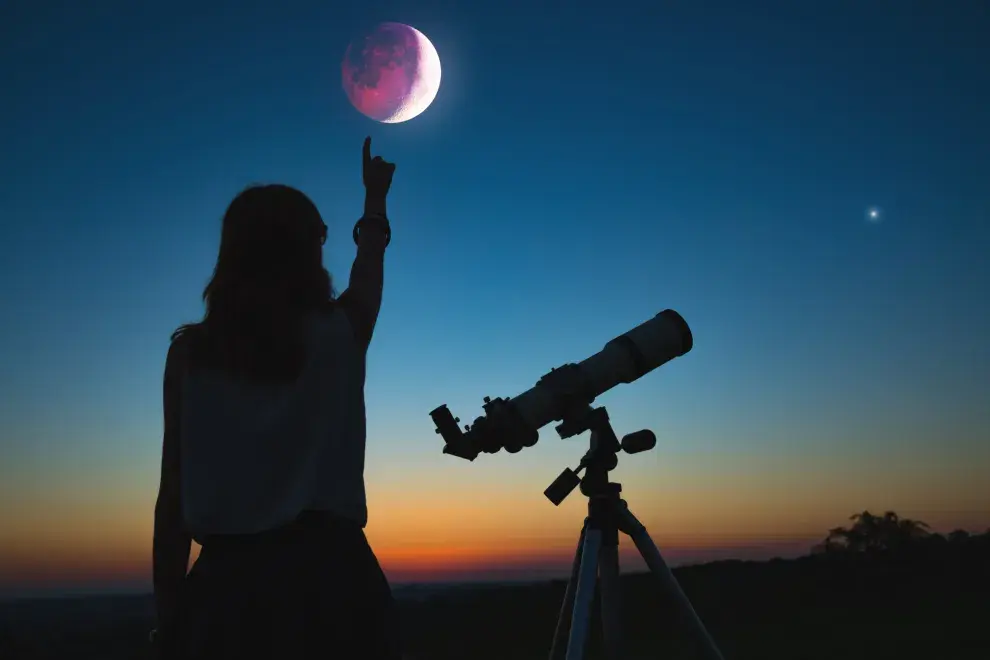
[341,22,442,124]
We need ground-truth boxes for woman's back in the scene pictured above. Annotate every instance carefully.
[151,138,400,659]
[180,307,369,538]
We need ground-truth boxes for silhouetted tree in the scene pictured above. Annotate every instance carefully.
[947,530,971,544]
[821,510,930,554]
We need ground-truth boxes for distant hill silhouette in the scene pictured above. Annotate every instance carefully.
[1,511,987,659]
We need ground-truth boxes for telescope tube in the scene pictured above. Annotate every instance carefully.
[506,309,693,433]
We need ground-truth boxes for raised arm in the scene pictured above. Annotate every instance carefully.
[338,137,395,348]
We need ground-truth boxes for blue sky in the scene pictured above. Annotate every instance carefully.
[1,0,988,591]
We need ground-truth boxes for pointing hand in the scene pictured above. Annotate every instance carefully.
[362,137,395,200]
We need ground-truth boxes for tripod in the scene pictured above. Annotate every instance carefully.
[544,406,725,660]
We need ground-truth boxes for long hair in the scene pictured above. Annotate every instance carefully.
[172,184,335,383]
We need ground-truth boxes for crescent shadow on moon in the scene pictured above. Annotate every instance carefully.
[385,26,442,124]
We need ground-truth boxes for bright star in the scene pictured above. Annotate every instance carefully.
[867,207,881,223]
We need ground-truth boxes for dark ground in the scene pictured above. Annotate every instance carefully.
[1,542,987,660]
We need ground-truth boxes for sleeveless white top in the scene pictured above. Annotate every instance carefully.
[179,308,368,536]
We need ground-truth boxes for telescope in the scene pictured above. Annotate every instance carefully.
[429,309,725,660]
[430,309,693,460]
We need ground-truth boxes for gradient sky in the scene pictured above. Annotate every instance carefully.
[1,0,988,597]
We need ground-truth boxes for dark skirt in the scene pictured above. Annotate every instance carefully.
[181,511,402,660]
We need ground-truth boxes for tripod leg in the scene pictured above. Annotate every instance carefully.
[549,520,587,660]
[597,523,624,660]
[565,525,603,660]
[618,507,726,660]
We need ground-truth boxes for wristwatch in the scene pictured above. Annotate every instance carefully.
[352,213,391,247]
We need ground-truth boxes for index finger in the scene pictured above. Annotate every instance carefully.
[363,137,372,166]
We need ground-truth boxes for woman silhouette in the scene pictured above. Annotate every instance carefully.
[151,138,400,659]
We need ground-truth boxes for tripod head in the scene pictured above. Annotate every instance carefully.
[544,405,656,506]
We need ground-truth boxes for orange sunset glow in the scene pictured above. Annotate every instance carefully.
[3,429,986,596]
